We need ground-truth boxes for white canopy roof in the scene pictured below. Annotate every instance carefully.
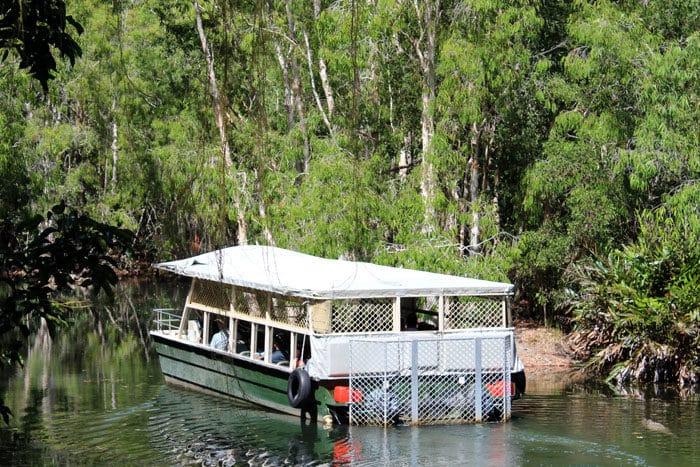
[154,245,514,299]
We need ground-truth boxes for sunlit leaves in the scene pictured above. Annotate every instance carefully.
[617,33,700,202]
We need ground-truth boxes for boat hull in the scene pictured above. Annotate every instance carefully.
[152,332,336,419]
[153,331,525,425]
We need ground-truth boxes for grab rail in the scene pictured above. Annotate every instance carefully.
[153,308,180,332]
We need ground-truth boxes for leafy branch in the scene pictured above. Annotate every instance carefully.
[0,202,133,423]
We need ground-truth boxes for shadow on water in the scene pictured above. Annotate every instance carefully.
[1,278,699,466]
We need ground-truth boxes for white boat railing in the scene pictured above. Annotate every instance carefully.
[154,308,180,333]
[348,331,513,426]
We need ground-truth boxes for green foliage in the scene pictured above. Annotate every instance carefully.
[272,147,385,260]
[0,202,133,421]
[569,184,700,386]
[639,0,700,40]
[1,0,700,392]
[617,32,700,203]
[0,0,83,91]
[511,225,574,319]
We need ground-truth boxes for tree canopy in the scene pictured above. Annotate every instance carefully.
[1,0,698,388]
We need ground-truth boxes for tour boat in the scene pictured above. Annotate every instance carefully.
[150,245,525,425]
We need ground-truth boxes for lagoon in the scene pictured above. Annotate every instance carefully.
[1,280,698,465]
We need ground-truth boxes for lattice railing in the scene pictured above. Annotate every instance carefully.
[190,279,232,311]
[444,297,504,329]
[270,296,308,328]
[233,288,267,317]
[332,299,394,333]
[348,333,512,425]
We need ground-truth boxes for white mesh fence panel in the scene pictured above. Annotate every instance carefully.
[270,296,308,328]
[444,297,504,329]
[348,333,512,426]
[332,299,394,333]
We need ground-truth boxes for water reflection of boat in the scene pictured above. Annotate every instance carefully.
[150,385,345,465]
[151,245,525,426]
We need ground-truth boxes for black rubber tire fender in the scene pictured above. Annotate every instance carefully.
[287,368,312,408]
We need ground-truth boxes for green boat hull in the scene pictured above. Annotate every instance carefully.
[152,333,340,420]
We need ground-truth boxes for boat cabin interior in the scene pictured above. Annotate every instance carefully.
[166,275,512,374]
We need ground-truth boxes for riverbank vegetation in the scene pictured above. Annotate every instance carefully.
[1,1,698,389]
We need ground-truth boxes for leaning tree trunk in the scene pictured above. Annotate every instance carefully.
[302,28,333,137]
[413,0,440,235]
[193,0,247,244]
[284,0,311,176]
[194,0,231,169]
[468,124,481,255]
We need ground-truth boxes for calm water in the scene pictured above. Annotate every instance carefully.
[1,280,699,466]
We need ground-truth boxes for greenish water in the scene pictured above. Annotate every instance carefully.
[1,280,699,465]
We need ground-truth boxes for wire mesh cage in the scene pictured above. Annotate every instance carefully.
[444,296,504,329]
[270,296,308,328]
[190,279,232,311]
[331,299,394,333]
[234,288,267,317]
[348,333,513,426]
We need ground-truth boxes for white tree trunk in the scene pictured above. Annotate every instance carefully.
[194,0,232,169]
[194,0,247,244]
[469,122,481,255]
[318,57,334,116]
[414,0,440,234]
[111,119,118,191]
[302,29,333,136]
[398,133,412,179]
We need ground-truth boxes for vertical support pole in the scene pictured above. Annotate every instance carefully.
[230,318,238,353]
[265,291,272,321]
[203,312,210,345]
[505,296,512,327]
[348,339,353,424]
[504,334,512,421]
[264,325,272,363]
[251,323,258,356]
[474,337,482,422]
[438,295,445,331]
[228,285,236,353]
[411,340,419,424]
[393,297,401,332]
[179,280,196,336]
[383,341,389,426]
[290,333,298,369]
[502,297,508,328]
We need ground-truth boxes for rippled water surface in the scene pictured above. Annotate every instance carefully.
[1,281,698,465]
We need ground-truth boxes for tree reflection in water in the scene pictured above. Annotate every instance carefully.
[1,279,699,466]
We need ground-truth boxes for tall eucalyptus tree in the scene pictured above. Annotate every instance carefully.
[435,1,545,257]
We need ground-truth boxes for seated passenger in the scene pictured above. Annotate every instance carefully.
[271,341,288,363]
[210,321,229,351]
[404,312,418,331]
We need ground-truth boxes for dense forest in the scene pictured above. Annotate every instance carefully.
[2,0,699,389]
